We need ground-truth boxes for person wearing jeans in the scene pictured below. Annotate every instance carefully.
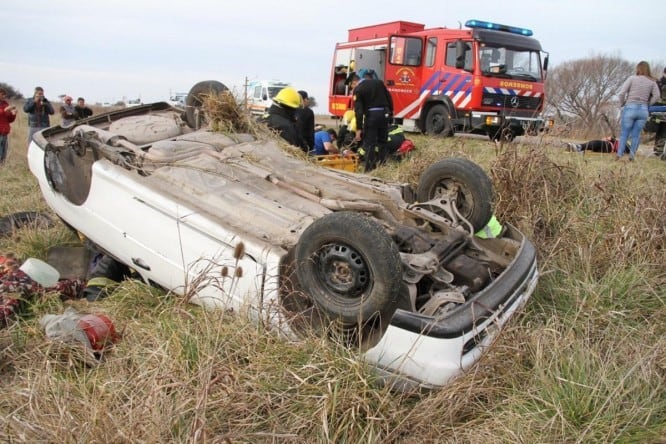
[616,61,660,161]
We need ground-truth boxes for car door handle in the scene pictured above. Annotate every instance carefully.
[131,257,151,271]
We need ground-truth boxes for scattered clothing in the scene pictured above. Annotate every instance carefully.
[0,254,84,328]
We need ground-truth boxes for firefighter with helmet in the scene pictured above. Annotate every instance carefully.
[259,87,308,150]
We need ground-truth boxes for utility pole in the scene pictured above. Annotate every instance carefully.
[243,76,248,107]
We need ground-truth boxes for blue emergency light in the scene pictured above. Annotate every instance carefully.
[465,19,533,37]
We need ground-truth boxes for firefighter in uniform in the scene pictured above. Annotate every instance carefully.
[475,215,503,239]
[350,72,394,171]
[259,87,308,151]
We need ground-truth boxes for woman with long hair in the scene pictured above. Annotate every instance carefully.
[616,61,661,161]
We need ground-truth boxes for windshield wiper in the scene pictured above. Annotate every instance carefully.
[510,73,538,82]
[483,70,512,79]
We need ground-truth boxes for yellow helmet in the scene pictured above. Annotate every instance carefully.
[273,87,302,109]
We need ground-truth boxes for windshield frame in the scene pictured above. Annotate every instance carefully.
[477,44,543,81]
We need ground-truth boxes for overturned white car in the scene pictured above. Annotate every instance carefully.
[28,81,538,390]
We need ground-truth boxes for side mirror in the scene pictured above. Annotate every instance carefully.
[455,40,466,69]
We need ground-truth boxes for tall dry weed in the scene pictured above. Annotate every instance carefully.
[490,146,666,276]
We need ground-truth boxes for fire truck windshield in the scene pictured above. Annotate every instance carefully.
[479,46,541,81]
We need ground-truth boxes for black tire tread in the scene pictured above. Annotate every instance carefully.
[294,211,402,326]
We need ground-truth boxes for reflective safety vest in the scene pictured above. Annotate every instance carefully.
[475,215,503,239]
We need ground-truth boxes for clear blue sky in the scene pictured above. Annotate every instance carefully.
[2,0,663,111]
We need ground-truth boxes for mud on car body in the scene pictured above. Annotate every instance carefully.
[27,81,538,390]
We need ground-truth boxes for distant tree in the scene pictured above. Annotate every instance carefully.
[546,54,633,136]
[0,82,24,100]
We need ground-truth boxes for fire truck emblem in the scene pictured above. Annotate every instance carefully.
[396,68,415,85]
[510,96,519,107]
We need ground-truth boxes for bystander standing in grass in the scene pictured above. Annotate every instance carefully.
[59,95,76,127]
[616,61,661,161]
[23,86,54,146]
[74,97,93,120]
[0,87,17,165]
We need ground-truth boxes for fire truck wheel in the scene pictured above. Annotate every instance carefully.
[424,104,454,137]
[185,80,228,129]
[416,158,493,232]
[294,211,402,327]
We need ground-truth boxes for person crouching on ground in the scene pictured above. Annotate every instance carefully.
[259,87,308,151]
[311,129,339,156]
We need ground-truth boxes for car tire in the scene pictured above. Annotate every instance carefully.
[416,158,493,232]
[0,211,53,237]
[185,80,228,129]
[424,104,454,137]
[294,211,402,327]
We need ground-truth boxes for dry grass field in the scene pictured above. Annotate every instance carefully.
[0,102,664,443]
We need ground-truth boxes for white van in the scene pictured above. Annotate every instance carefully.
[168,92,187,109]
[246,80,290,116]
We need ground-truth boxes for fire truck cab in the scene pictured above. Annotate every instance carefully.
[329,19,551,141]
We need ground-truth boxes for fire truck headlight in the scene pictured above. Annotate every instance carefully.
[485,116,501,125]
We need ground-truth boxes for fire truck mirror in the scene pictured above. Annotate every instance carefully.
[455,40,467,69]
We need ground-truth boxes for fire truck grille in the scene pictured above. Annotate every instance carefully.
[482,93,542,110]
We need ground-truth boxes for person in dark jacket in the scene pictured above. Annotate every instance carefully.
[23,86,54,145]
[74,97,93,120]
[259,87,308,151]
[350,73,394,171]
[564,137,627,154]
[295,90,315,150]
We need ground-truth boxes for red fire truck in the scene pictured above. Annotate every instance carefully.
[329,19,551,141]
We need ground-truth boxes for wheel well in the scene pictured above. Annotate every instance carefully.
[419,98,456,132]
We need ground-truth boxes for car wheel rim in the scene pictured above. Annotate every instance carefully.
[315,243,369,297]
[434,181,473,218]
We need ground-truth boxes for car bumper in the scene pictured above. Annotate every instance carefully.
[364,237,538,390]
